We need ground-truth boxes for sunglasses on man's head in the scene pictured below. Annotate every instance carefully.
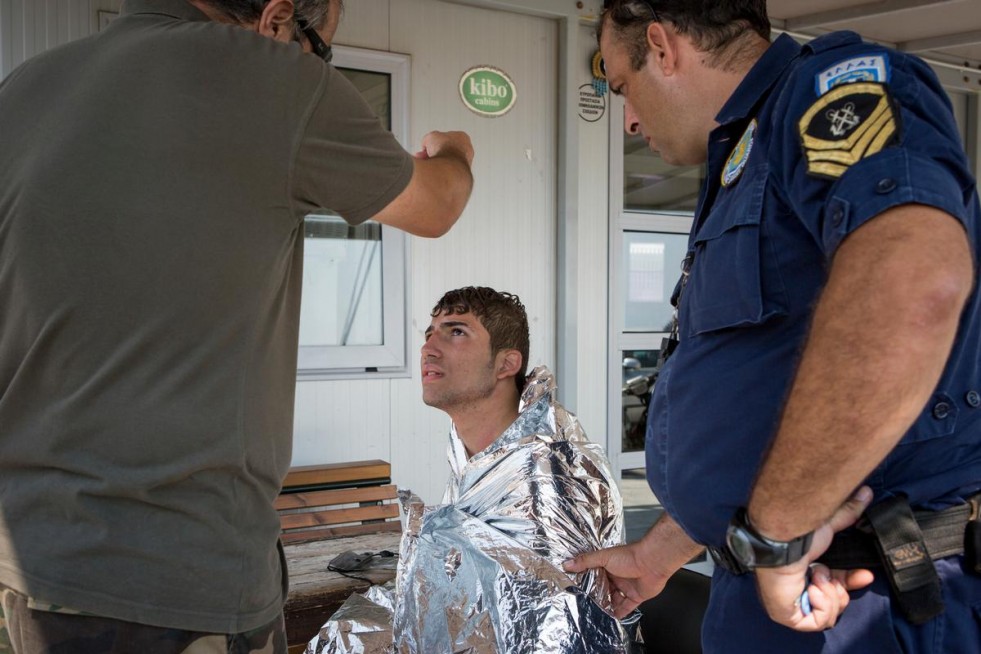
[296,15,332,63]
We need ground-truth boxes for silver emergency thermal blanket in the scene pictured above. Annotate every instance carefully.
[306,366,627,654]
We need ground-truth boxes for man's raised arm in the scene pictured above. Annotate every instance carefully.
[373,130,474,238]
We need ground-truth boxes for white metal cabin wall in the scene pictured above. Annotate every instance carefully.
[294,0,559,503]
[569,20,610,453]
[0,0,121,78]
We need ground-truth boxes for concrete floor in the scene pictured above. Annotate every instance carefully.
[620,467,663,543]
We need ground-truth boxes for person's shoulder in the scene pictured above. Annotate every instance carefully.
[764,31,908,148]
[784,31,895,97]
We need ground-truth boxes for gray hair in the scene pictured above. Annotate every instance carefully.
[202,0,340,37]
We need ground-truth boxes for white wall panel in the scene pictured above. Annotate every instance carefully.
[0,0,121,78]
[571,21,610,447]
[0,0,11,77]
[293,0,559,503]
[389,0,558,501]
[292,378,392,464]
[332,0,390,51]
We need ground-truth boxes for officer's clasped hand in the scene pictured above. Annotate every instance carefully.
[753,487,875,631]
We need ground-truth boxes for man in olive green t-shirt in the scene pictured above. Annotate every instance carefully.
[0,0,474,650]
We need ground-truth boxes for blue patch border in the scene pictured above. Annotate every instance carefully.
[814,53,891,96]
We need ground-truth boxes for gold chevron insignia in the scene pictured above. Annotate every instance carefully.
[797,82,899,179]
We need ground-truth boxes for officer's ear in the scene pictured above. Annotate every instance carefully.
[258,0,295,43]
[645,21,679,76]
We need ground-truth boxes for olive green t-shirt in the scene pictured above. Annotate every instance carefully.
[0,0,412,633]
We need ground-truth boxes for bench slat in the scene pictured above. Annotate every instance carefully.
[281,520,403,545]
[280,503,400,531]
[274,484,398,511]
[279,461,402,649]
[282,460,390,491]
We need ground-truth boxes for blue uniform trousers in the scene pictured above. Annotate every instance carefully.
[702,557,979,653]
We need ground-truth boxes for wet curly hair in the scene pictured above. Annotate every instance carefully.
[431,287,530,394]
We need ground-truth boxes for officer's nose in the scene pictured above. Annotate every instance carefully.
[624,100,641,136]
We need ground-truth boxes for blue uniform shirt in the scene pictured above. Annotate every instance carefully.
[646,31,981,552]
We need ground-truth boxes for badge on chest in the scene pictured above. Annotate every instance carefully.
[722,119,757,187]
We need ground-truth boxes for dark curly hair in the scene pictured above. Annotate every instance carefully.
[599,0,769,71]
[431,287,530,394]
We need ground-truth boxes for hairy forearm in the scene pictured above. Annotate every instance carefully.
[641,511,705,577]
[416,152,473,229]
[749,205,973,540]
[373,131,474,237]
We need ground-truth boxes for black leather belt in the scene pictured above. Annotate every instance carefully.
[818,501,970,569]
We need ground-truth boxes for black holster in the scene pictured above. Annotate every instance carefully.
[865,495,945,625]
[818,493,978,626]
[965,495,981,574]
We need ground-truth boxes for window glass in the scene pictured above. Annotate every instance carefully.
[339,68,392,126]
[298,68,392,354]
[296,49,409,377]
[299,219,383,347]
[623,134,706,213]
[621,348,659,453]
[622,231,688,333]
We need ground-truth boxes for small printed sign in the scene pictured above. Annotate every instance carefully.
[577,83,606,122]
[459,66,517,117]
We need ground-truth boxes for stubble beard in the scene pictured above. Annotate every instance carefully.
[423,363,497,413]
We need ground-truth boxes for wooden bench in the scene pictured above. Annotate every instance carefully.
[279,460,403,653]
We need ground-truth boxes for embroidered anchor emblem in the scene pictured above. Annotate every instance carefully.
[826,102,860,136]
[799,82,899,179]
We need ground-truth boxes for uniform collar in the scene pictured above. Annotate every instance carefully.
[121,0,210,22]
[715,33,801,126]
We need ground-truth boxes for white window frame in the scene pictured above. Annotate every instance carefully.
[296,46,412,380]
[606,92,694,474]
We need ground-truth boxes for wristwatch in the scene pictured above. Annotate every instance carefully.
[725,508,814,570]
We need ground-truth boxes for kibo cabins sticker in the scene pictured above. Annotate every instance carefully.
[459,66,516,117]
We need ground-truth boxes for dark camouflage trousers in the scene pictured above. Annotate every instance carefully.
[0,586,286,654]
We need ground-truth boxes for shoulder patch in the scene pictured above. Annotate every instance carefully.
[815,54,890,96]
[798,82,899,179]
[722,119,756,187]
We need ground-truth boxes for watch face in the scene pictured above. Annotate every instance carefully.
[726,509,814,570]
[726,526,757,568]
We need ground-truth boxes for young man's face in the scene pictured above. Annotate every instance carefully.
[421,311,498,413]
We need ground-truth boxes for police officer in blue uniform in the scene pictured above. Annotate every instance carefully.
[565,1,981,651]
